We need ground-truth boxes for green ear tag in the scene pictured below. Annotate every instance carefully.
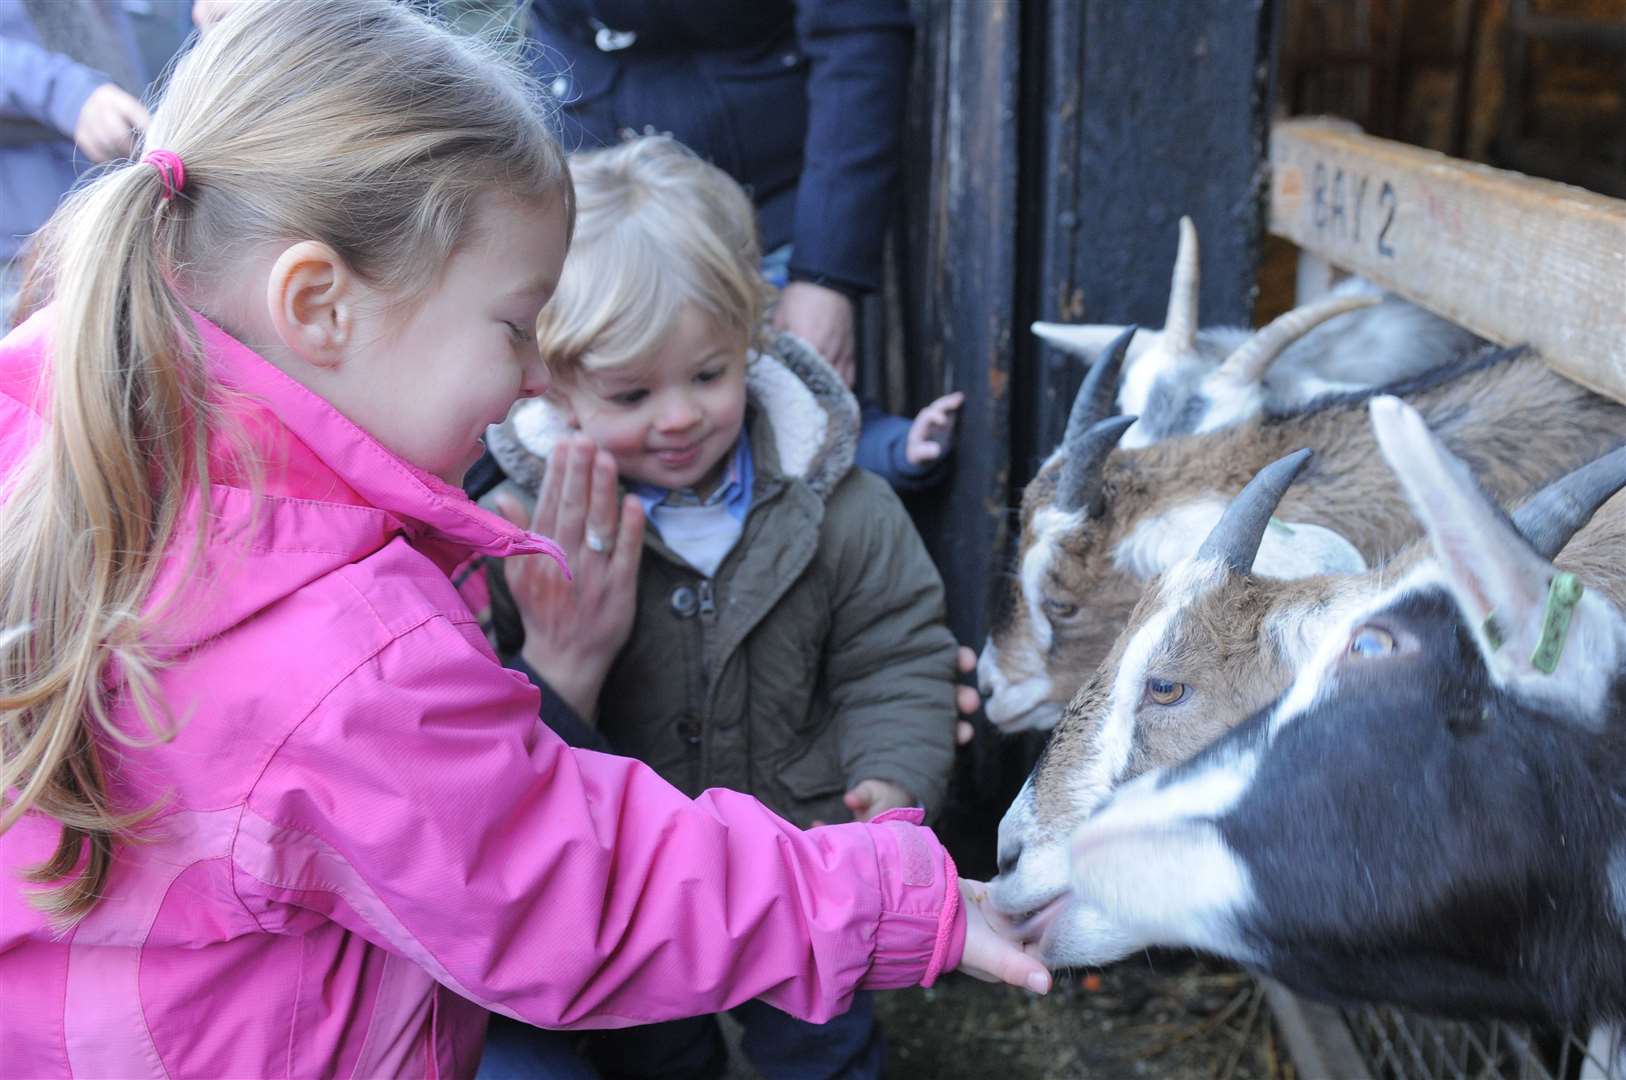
[1530,572,1584,675]
[1267,517,1296,536]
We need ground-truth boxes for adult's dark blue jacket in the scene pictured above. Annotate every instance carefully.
[527,0,912,295]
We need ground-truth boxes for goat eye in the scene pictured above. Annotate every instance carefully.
[1042,598,1078,620]
[1348,626,1396,658]
[1146,678,1186,706]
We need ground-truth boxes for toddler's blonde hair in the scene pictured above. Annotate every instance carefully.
[0,0,571,923]
[537,135,772,379]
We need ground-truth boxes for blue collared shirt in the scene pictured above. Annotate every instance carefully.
[629,430,754,577]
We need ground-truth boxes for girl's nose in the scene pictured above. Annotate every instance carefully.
[518,353,549,399]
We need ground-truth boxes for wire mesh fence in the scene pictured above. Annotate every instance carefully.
[1341,1005,1623,1080]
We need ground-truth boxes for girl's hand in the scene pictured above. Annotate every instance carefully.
[955,879,1052,994]
[843,779,915,822]
[494,436,643,720]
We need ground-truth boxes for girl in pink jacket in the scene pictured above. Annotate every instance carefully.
[0,3,1047,1077]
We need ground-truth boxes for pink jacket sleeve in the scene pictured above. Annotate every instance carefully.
[236,613,966,1029]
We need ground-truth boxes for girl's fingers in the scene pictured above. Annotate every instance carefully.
[533,445,565,538]
[609,495,644,582]
[492,492,527,530]
[554,439,592,552]
[586,449,619,553]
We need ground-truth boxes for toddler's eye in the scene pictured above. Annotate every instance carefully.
[695,368,723,384]
[1145,678,1186,706]
[611,389,648,407]
[1348,625,1396,658]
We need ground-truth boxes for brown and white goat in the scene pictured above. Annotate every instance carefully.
[979,344,1626,732]
[991,439,1626,965]
[1013,398,1626,1028]
[1033,216,1481,447]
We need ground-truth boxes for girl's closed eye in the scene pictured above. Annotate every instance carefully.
[504,320,534,344]
[611,388,649,406]
[695,367,724,384]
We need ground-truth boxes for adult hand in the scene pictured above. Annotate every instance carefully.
[73,84,149,163]
[954,645,979,746]
[192,0,240,30]
[843,779,915,823]
[493,435,644,720]
[956,879,1052,994]
[906,391,965,466]
[773,281,856,387]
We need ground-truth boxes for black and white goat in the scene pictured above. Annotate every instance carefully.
[996,397,1626,1027]
[992,436,1626,990]
[1032,216,1482,447]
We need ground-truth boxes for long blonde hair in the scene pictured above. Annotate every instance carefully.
[0,0,572,922]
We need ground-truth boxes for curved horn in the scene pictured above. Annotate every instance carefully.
[1511,444,1626,559]
[1195,448,1314,574]
[1060,324,1136,444]
[1218,293,1382,383]
[1058,416,1137,517]
[1163,216,1200,353]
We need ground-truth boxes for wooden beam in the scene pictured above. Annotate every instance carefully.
[1269,118,1626,404]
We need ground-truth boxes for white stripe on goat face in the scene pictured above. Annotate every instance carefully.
[1069,756,1260,961]
[1023,505,1085,654]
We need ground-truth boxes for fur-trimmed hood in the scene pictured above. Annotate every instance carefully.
[485,331,859,502]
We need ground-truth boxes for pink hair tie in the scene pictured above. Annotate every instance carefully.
[141,150,187,201]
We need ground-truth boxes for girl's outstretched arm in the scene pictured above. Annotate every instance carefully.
[235,610,1009,1029]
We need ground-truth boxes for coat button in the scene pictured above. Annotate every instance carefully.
[670,586,698,618]
[678,717,703,744]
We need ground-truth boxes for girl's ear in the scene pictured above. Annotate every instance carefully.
[265,241,358,370]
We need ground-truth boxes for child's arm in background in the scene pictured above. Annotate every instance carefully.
[237,616,967,1029]
[822,471,959,818]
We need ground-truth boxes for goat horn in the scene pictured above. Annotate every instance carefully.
[1054,325,1136,512]
[1218,293,1382,383]
[1163,216,1199,353]
[1061,324,1136,443]
[1195,448,1314,575]
[1059,415,1137,518]
[1031,322,1126,358]
[1511,444,1626,559]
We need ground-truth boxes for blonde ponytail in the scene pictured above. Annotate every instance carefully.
[0,0,571,922]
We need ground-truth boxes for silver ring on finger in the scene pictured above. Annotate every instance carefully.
[584,529,612,555]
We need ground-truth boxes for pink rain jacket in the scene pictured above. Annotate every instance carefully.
[0,310,965,1078]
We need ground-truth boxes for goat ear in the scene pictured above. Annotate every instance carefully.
[1370,396,1560,680]
[1032,322,1139,362]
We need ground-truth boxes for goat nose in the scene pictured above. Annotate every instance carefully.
[997,841,1022,879]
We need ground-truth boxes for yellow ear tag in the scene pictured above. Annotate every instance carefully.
[1530,572,1584,675]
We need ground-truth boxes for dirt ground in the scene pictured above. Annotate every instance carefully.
[717,953,1294,1080]
[872,956,1295,1080]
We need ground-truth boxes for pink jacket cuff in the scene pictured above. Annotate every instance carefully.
[861,808,965,989]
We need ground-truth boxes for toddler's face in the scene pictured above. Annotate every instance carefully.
[340,194,566,483]
[559,306,749,494]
